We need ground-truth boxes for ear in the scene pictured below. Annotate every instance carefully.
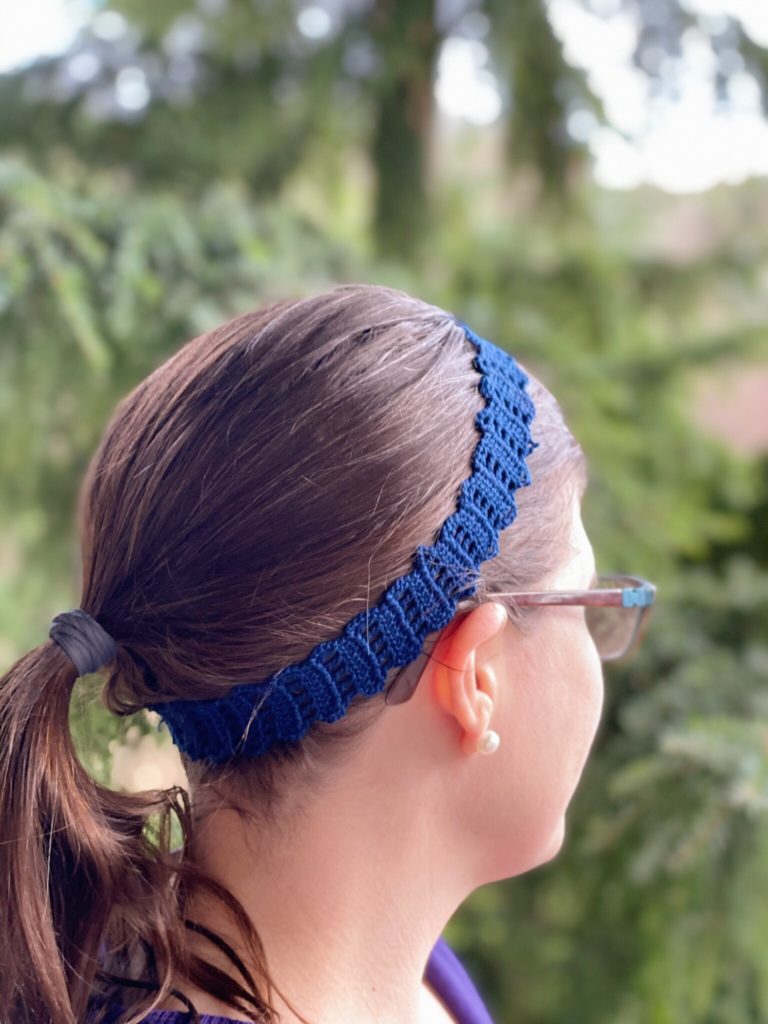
[429,602,506,755]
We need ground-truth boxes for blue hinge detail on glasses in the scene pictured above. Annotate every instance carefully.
[621,584,656,608]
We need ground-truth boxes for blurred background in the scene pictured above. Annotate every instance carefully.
[1,0,767,1020]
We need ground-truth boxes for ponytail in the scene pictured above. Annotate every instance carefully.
[0,640,306,1024]
[0,641,179,1023]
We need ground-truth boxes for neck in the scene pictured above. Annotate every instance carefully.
[171,723,475,1024]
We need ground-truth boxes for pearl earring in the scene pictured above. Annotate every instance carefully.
[477,729,500,755]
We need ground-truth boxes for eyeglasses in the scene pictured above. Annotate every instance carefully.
[384,574,656,706]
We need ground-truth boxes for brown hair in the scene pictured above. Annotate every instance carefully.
[0,284,586,1024]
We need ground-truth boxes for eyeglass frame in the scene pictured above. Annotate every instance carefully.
[383,574,657,706]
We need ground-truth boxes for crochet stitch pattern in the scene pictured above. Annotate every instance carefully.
[148,322,539,763]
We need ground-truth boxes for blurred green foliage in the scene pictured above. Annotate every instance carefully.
[1,0,768,1020]
[3,0,766,261]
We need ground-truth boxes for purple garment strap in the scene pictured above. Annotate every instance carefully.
[424,935,496,1024]
[89,935,496,1024]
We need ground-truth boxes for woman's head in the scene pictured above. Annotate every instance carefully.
[0,283,600,1023]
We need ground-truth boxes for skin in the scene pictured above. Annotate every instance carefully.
[168,488,604,1023]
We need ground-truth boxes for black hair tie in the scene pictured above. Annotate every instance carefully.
[49,608,117,677]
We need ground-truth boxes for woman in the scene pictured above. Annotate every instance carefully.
[0,284,654,1024]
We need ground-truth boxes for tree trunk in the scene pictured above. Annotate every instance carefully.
[369,0,438,263]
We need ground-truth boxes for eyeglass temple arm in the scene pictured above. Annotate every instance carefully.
[496,583,656,609]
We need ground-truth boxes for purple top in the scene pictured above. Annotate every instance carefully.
[423,935,496,1024]
[91,935,495,1023]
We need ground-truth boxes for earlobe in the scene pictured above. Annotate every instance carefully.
[460,689,494,755]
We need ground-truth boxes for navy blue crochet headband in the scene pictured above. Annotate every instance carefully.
[49,321,539,764]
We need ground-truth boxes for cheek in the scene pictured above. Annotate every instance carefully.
[548,612,604,771]
[485,617,604,877]
[572,654,604,786]
[516,611,603,736]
